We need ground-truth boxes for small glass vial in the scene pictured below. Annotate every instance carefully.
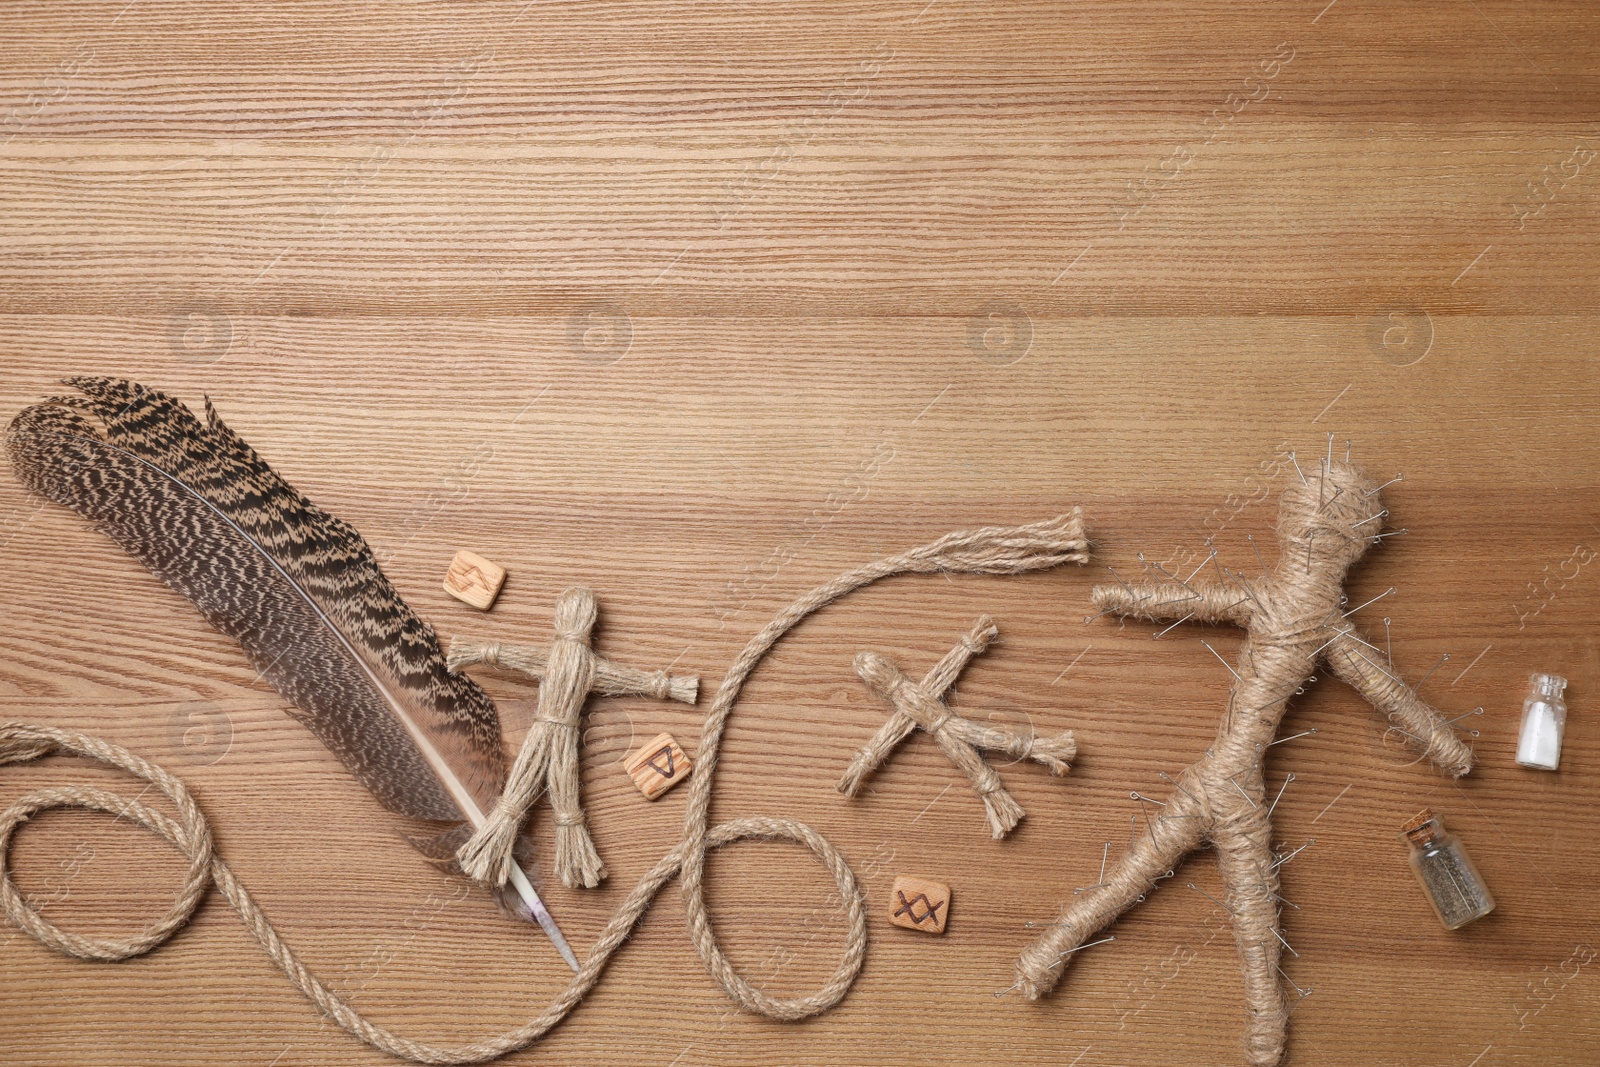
[1516,672,1568,770]
[1401,810,1495,929]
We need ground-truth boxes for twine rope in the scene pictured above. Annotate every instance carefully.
[1,511,1086,1065]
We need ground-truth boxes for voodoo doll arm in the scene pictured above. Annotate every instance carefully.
[1096,578,1470,774]
[451,642,698,703]
[1093,578,1254,625]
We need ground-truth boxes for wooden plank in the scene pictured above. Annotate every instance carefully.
[1,2,1597,1064]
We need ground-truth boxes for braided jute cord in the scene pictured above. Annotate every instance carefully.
[0,511,1086,1064]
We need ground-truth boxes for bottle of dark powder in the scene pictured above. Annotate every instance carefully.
[1400,809,1495,930]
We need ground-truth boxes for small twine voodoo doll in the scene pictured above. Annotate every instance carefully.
[1014,456,1475,1067]
[449,587,698,889]
[839,615,1078,838]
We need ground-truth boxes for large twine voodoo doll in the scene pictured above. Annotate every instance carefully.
[1014,457,1476,1067]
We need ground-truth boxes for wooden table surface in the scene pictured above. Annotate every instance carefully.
[2,3,1598,1065]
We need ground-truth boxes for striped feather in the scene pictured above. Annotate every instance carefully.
[5,377,549,925]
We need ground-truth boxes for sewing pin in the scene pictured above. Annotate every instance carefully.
[991,937,1121,995]
[1153,612,1194,639]
[1186,882,1235,914]
[1247,533,1267,572]
[1266,772,1295,817]
[1073,841,1112,893]
[1228,568,1266,612]
[1268,728,1319,746]
[1352,509,1388,527]
[1211,548,1228,586]
[1343,587,1395,618]
[1201,639,1241,681]
[1371,528,1409,540]
[1227,775,1258,808]
[1275,961,1313,999]
[1416,652,1452,692]
[1309,630,1343,659]
[1289,451,1307,485]
[1446,706,1484,738]
[1085,600,1139,624]
[1365,472,1404,496]
[1151,556,1202,596]
[1340,626,1389,659]
[1131,793,1161,846]
[1383,617,1393,664]
[1272,926,1300,957]
[1157,770,1201,804]
[1053,936,1117,963]
[1107,565,1136,596]
[1270,838,1314,869]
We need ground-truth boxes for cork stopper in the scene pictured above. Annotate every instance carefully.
[1401,808,1440,845]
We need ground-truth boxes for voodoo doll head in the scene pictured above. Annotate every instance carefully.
[1276,459,1383,572]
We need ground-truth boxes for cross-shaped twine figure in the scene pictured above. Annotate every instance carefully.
[1012,456,1475,1067]
[448,586,698,889]
[839,615,1077,839]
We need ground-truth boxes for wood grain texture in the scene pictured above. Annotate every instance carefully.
[1,1,1597,1064]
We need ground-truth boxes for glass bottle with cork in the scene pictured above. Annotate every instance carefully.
[1400,810,1495,930]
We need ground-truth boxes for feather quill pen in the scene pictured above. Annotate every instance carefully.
[6,377,578,970]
